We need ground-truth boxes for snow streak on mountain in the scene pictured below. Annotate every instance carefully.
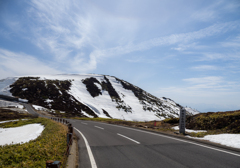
[0,74,199,121]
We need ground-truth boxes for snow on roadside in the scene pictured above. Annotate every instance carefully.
[33,105,45,110]
[172,126,207,133]
[0,119,28,124]
[0,100,23,108]
[188,134,240,149]
[172,126,240,149]
[33,105,48,111]
[0,124,44,146]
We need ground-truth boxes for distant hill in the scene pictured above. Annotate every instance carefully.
[186,110,240,133]
[0,74,199,121]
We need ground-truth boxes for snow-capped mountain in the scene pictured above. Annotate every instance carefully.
[0,74,199,121]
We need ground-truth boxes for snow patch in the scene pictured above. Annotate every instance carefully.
[33,105,48,111]
[0,100,23,108]
[0,77,18,96]
[0,119,28,124]
[45,99,53,103]
[0,123,44,146]
[185,107,200,115]
[172,126,207,133]
[188,134,240,149]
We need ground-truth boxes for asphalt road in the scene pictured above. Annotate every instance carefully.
[15,102,240,168]
[22,103,41,117]
[68,119,240,168]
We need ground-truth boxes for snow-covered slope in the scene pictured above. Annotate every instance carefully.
[0,74,198,121]
[185,107,199,115]
[0,77,18,96]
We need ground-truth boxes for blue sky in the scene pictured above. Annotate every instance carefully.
[0,0,240,112]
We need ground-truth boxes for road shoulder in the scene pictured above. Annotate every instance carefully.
[66,134,79,168]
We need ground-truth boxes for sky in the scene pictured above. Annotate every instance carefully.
[0,0,240,112]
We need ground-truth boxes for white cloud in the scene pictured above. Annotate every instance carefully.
[0,0,238,75]
[221,35,240,48]
[190,1,221,22]
[157,76,240,112]
[158,76,240,99]
[0,48,61,79]
[15,0,239,73]
[191,65,220,71]
[93,21,240,60]
[191,0,240,22]
[172,42,208,51]
[198,52,240,61]
[126,54,176,63]
[184,76,221,87]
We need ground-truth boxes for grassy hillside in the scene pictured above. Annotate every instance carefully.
[186,110,240,133]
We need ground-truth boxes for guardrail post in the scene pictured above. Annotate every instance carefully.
[67,133,72,145]
[46,160,61,168]
[68,124,73,134]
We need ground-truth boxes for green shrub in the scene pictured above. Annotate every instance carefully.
[163,118,179,124]
[188,132,208,137]
[186,110,240,133]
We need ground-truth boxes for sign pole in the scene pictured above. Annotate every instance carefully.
[179,107,186,134]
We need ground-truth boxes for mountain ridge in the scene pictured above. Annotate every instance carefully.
[0,74,199,121]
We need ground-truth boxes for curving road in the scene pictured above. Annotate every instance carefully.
[69,119,240,168]
[8,99,239,168]
[21,103,40,117]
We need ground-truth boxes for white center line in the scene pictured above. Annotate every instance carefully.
[74,127,97,168]
[81,122,88,125]
[117,133,140,144]
[94,126,104,130]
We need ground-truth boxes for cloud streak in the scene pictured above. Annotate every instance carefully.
[92,21,240,61]
[191,65,220,71]
[15,0,240,73]
[0,48,61,79]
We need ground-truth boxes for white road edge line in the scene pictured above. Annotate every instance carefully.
[96,122,240,157]
[117,133,140,144]
[74,127,97,168]
[94,126,104,130]
[81,122,88,125]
